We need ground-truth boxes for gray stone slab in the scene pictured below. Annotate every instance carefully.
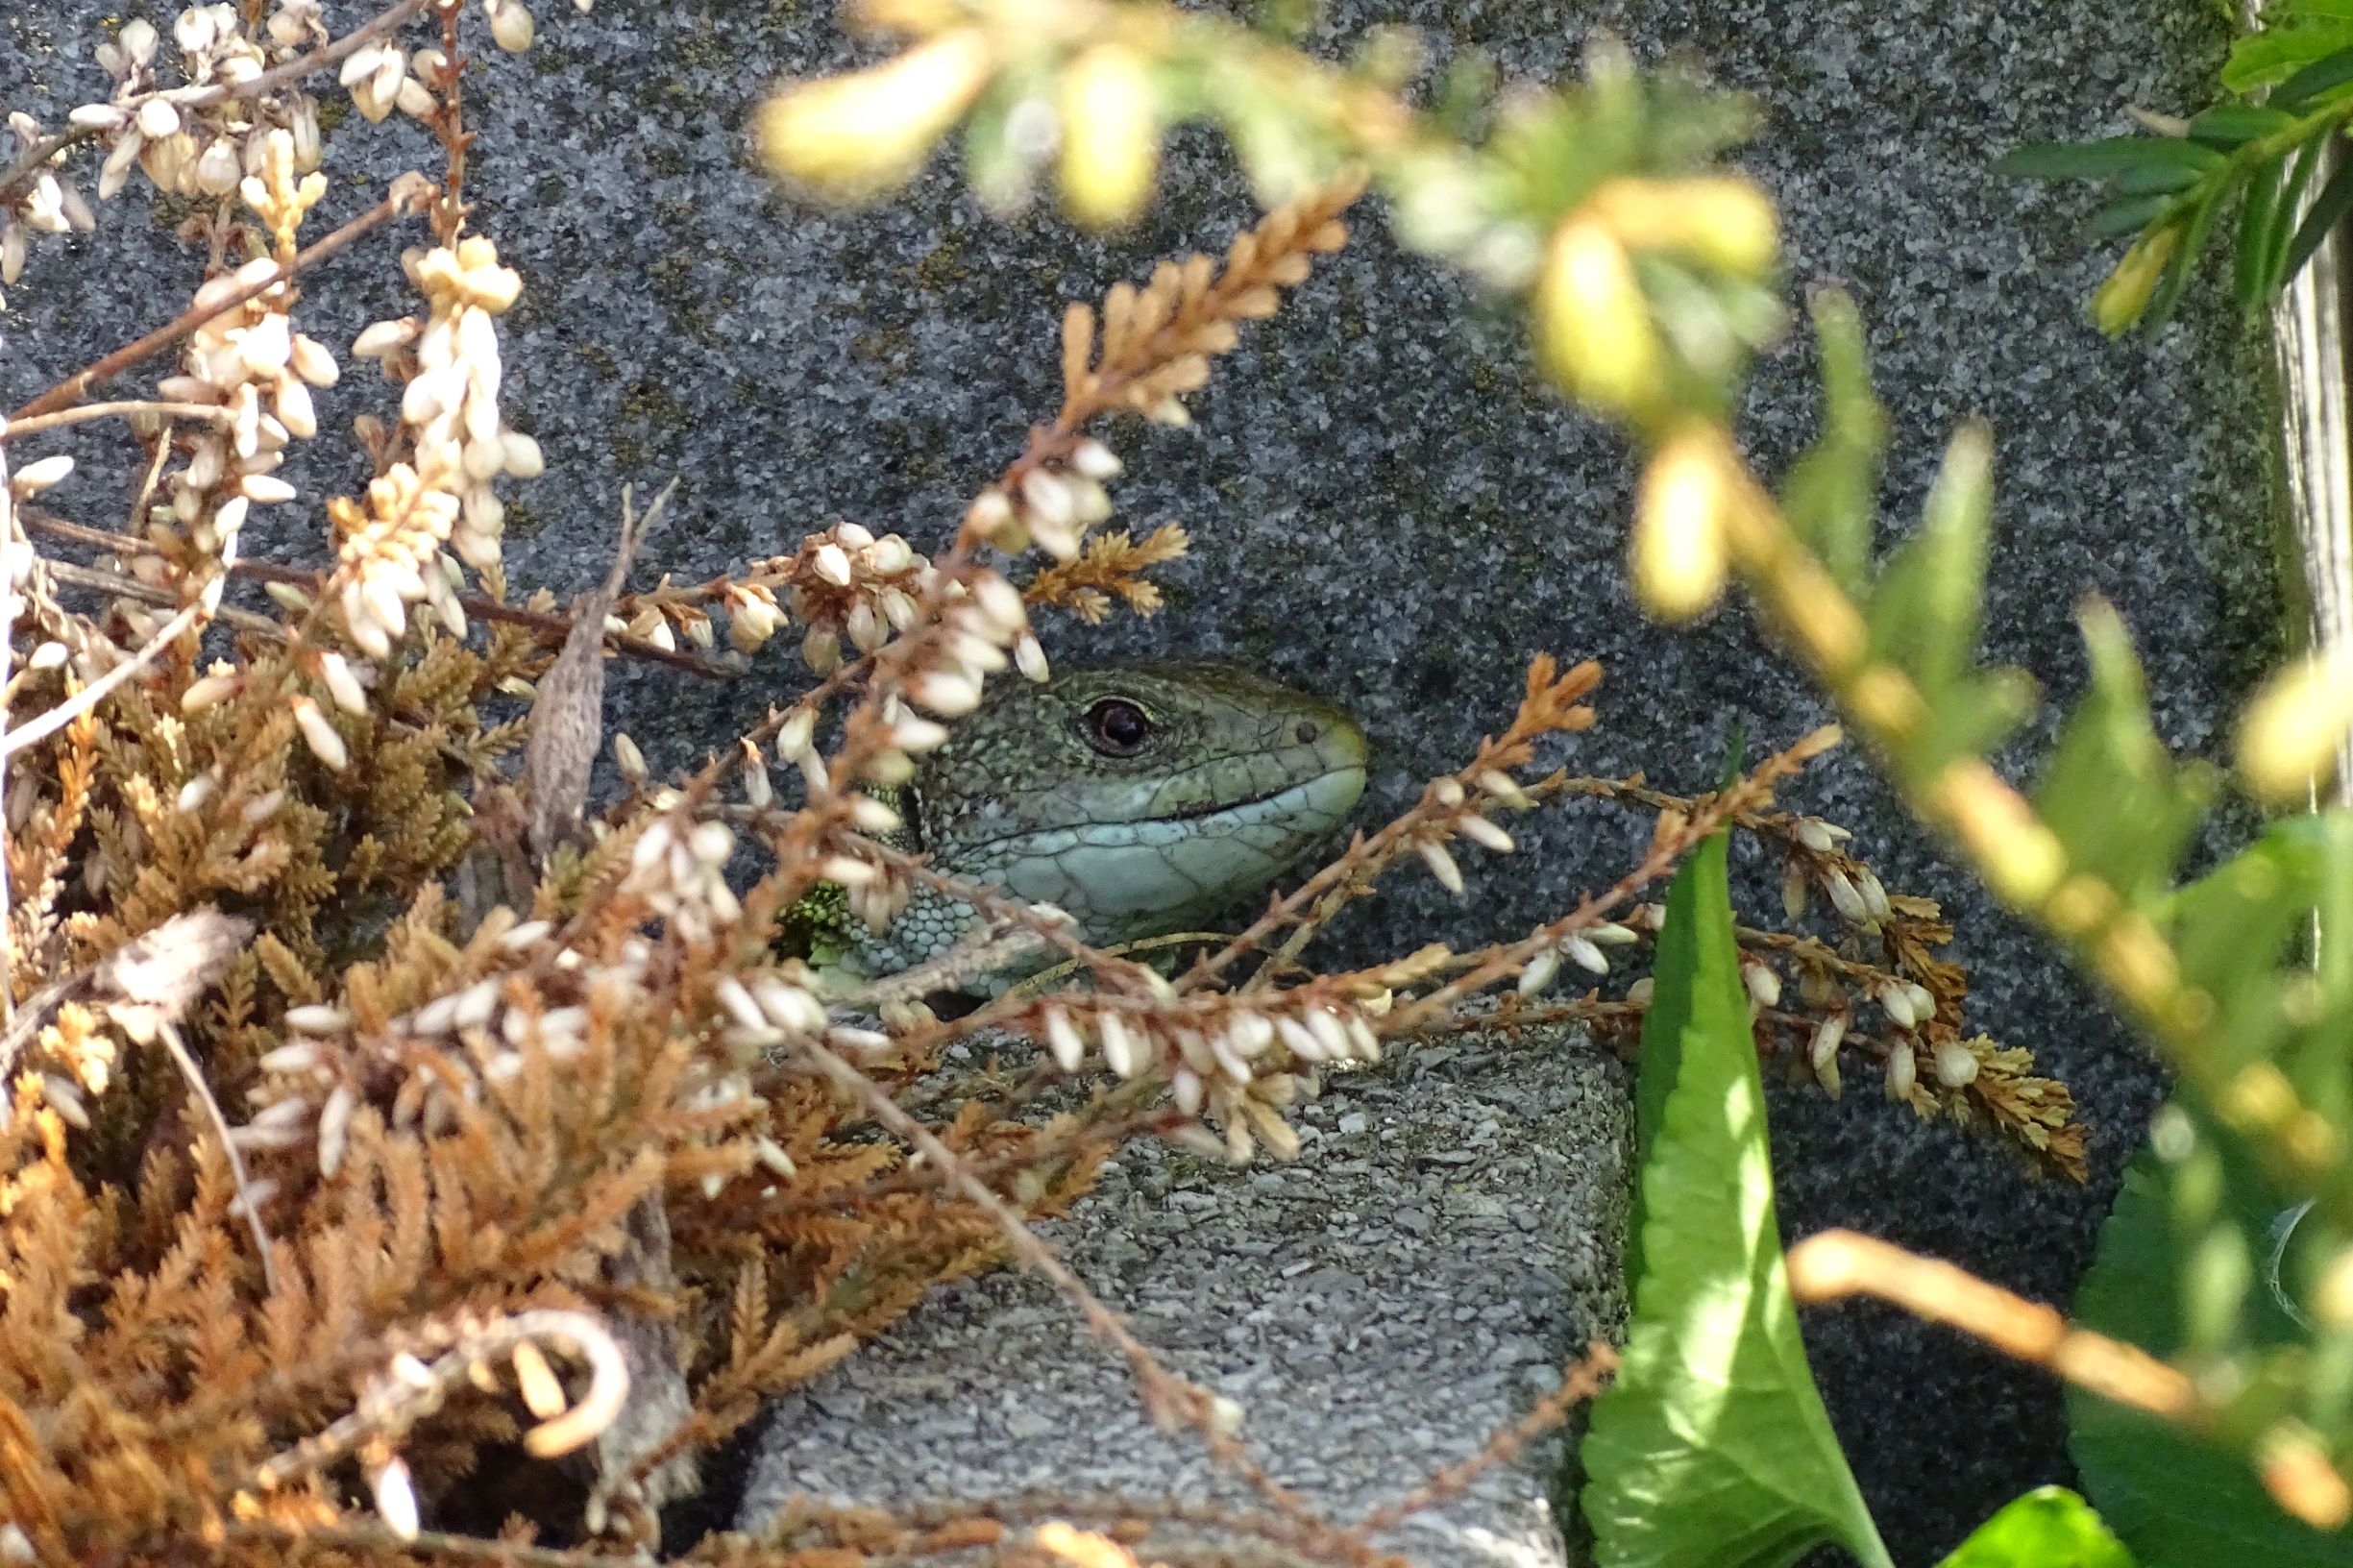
[738,1027,1630,1568]
[0,0,2284,1560]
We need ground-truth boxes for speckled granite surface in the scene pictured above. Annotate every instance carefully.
[0,1,2283,1561]
[739,1026,1630,1568]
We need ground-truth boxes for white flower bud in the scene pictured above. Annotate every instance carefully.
[490,1,535,52]
[1886,1043,1918,1101]
[291,696,348,770]
[135,98,180,140]
[1015,632,1049,683]
[11,453,75,494]
[1933,1040,1979,1089]
[501,430,544,477]
[1071,438,1121,479]
[121,19,160,65]
[318,651,368,714]
[1043,1008,1085,1072]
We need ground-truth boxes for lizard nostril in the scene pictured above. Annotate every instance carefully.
[1295,721,1320,745]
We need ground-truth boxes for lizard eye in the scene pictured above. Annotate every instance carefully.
[1081,698,1153,757]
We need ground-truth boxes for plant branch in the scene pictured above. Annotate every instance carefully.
[11,173,434,421]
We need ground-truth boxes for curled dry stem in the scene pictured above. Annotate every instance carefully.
[246,1307,632,1496]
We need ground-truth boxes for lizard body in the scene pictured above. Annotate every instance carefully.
[802,663,1366,990]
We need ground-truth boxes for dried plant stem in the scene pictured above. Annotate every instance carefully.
[0,592,207,760]
[0,456,15,1021]
[427,0,473,244]
[233,1521,595,1568]
[0,967,88,1089]
[0,401,235,440]
[34,555,282,641]
[159,0,436,114]
[1393,739,1835,1031]
[1786,1229,2191,1417]
[16,509,735,678]
[11,174,433,422]
[0,125,100,208]
[159,1020,281,1294]
[247,1309,631,1493]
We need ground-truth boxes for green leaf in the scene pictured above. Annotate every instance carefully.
[2032,601,2215,910]
[2188,104,2301,148]
[2275,42,2353,110]
[2071,1112,2353,1568]
[2116,162,2205,197]
[1937,1487,2136,1568]
[2147,186,2227,329]
[2239,157,2294,309]
[1867,424,1993,708]
[2285,156,2353,284]
[2155,186,2220,327]
[2092,193,2180,239]
[1996,137,2224,181]
[1580,833,1894,1568]
[2225,26,2353,94]
[1779,290,1886,595]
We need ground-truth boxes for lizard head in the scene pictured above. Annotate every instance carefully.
[911,662,1367,943]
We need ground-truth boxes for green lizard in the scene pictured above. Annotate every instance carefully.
[792,663,1367,993]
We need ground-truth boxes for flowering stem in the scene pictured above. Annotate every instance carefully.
[12,174,433,421]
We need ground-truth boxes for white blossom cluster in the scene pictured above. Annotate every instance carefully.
[144,132,338,566]
[964,437,1123,561]
[239,909,780,1186]
[0,115,96,310]
[335,236,541,653]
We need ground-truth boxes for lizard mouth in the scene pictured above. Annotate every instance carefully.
[1158,772,1341,823]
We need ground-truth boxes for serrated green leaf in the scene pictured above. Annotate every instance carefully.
[1997,137,2226,181]
[2189,104,2301,148]
[1580,834,1894,1568]
[2032,601,2215,909]
[2276,42,2353,110]
[1937,1487,2136,1568]
[1779,290,1885,595]
[2225,26,2353,94]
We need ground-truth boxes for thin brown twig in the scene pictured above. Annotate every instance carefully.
[11,173,434,421]
[0,401,234,439]
[0,592,207,760]
[0,125,99,208]
[17,509,737,678]
[158,0,436,115]
[158,1019,280,1294]
[1784,1229,2194,1419]
[32,555,282,640]
[1393,731,1841,1032]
